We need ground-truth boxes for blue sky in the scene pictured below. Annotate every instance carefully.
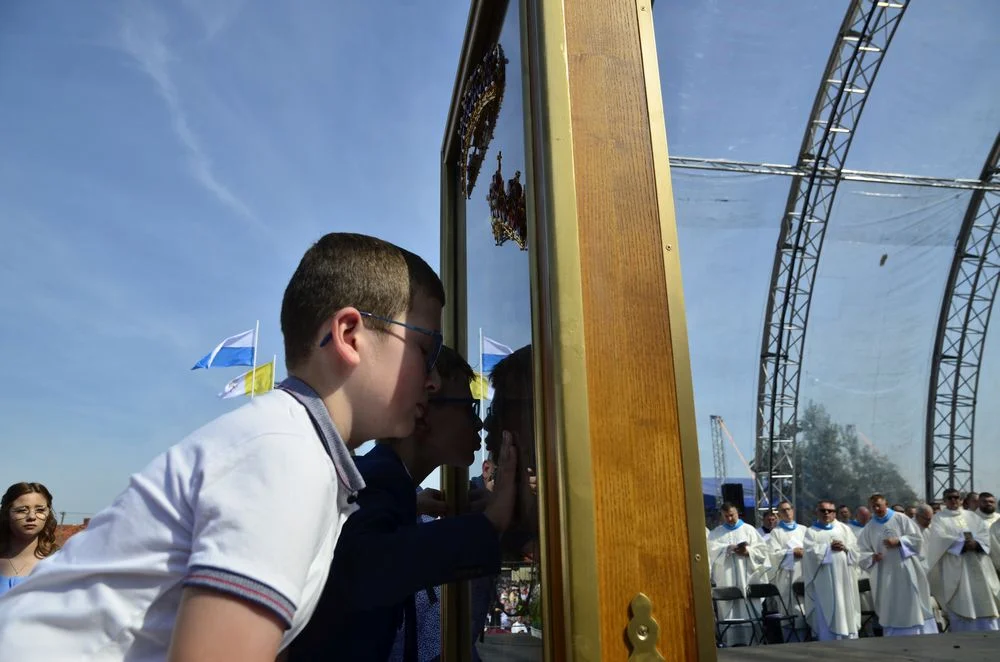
[2,1,998,521]
[0,1,468,519]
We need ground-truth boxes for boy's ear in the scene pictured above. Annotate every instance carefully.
[324,308,364,369]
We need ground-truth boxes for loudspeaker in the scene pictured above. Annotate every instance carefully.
[720,482,744,509]
[720,483,755,526]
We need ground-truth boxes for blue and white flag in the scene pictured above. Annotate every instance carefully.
[482,336,513,374]
[191,328,256,370]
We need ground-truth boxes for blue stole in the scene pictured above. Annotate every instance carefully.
[874,511,893,525]
[723,519,744,531]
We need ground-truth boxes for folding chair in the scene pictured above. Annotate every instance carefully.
[711,586,758,647]
[791,581,813,641]
[746,583,803,643]
[858,578,880,637]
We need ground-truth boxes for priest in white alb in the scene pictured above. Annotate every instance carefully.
[802,499,861,640]
[767,499,807,641]
[990,518,1000,575]
[847,504,876,622]
[708,502,771,646]
[977,492,999,529]
[856,493,937,636]
[926,488,1000,631]
[757,509,778,544]
[848,506,870,539]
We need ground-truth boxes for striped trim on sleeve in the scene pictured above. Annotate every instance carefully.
[184,565,296,629]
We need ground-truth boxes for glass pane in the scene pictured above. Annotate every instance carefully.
[459,2,543,659]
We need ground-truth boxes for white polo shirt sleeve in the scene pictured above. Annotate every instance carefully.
[183,431,335,629]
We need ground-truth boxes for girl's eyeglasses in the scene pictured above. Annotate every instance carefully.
[10,506,49,520]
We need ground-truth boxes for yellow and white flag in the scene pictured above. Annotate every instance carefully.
[470,371,493,401]
[219,361,274,399]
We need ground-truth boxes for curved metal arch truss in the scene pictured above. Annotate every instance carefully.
[925,134,1000,501]
[753,0,909,511]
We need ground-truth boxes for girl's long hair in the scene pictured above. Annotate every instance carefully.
[0,482,58,558]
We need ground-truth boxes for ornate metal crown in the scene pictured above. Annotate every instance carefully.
[487,151,527,250]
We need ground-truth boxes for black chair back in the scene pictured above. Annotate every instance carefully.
[711,585,758,646]
[746,583,780,600]
[712,586,746,601]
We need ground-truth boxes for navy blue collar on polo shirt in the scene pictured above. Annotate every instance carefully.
[277,376,366,498]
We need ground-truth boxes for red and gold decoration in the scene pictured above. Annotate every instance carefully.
[487,151,527,250]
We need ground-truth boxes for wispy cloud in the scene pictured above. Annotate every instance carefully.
[181,0,247,41]
[118,2,258,226]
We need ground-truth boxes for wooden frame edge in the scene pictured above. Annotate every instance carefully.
[634,2,716,659]
[523,1,603,660]
[439,156,472,662]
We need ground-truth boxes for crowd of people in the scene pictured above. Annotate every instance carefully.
[707,489,1000,646]
[0,233,541,662]
[482,565,542,635]
[6,230,997,661]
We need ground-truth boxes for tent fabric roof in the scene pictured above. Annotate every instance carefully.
[652,1,1000,498]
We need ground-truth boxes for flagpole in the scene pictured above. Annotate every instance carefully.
[479,327,486,466]
[250,320,259,400]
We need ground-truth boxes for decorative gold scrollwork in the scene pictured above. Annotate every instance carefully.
[458,43,507,198]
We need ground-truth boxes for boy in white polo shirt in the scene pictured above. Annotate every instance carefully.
[0,233,444,662]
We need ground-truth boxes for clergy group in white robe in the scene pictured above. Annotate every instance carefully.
[708,504,771,646]
[767,500,807,640]
[856,495,937,636]
[802,501,861,640]
[925,490,1000,632]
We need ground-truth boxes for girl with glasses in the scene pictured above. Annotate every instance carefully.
[1,482,58,596]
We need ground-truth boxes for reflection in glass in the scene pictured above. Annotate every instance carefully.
[460,2,543,658]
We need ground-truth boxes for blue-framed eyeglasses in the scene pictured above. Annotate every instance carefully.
[430,396,481,419]
[319,311,442,373]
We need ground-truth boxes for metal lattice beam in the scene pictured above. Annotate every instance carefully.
[710,415,727,504]
[754,0,909,512]
[669,156,1000,192]
[926,133,1000,502]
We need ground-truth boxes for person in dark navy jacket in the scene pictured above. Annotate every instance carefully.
[288,346,518,662]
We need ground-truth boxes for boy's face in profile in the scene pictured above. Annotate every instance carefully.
[360,292,443,440]
[424,377,483,468]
